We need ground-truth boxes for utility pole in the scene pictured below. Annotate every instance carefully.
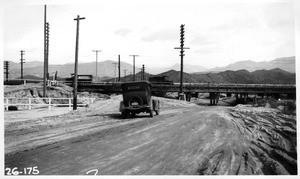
[113,62,118,82]
[118,55,121,82]
[174,24,189,95]
[4,61,9,82]
[20,50,25,79]
[73,15,85,110]
[129,55,139,81]
[43,4,47,97]
[92,50,101,78]
[123,69,127,82]
[46,22,50,80]
[142,64,145,80]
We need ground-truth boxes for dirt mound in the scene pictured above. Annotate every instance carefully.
[4,83,109,110]
[218,105,295,174]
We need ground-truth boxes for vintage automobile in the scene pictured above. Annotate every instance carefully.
[119,81,160,118]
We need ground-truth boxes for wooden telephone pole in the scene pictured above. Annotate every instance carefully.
[174,24,189,95]
[43,5,49,97]
[20,50,25,79]
[4,61,9,82]
[92,50,101,78]
[73,15,85,110]
[129,55,139,81]
[112,62,118,82]
[118,55,121,82]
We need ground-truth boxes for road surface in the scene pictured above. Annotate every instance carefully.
[5,98,297,175]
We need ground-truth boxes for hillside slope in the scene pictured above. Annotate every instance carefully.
[168,68,295,84]
[209,56,295,73]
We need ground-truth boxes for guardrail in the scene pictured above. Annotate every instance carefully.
[4,97,95,111]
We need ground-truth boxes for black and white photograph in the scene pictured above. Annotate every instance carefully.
[1,0,298,176]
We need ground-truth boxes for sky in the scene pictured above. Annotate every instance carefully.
[1,0,296,69]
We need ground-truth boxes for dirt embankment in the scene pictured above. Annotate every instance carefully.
[194,105,297,175]
[4,83,109,110]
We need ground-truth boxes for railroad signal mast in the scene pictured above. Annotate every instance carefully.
[174,24,189,96]
[4,61,9,82]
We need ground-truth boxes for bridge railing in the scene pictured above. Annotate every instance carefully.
[151,83,296,93]
[76,81,296,94]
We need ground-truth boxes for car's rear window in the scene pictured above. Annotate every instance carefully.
[127,86,140,90]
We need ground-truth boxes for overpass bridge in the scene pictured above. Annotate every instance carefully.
[77,82,296,105]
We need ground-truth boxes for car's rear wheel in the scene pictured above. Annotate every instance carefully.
[131,112,136,117]
[122,111,127,119]
[155,100,160,115]
[155,109,159,115]
[150,109,154,117]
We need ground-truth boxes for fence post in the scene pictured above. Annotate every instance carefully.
[29,98,31,110]
[69,98,72,110]
[48,98,51,111]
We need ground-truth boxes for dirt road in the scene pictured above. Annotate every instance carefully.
[4,96,297,175]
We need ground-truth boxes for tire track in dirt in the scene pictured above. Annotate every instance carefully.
[226,106,297,175]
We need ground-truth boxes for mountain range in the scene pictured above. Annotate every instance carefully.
[5,56,295,79]
[208,56,295,73]
[105,68,295,84]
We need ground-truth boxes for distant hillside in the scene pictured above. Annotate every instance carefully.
[160,68,295,84]
[16,75,43,80]
[208,56,295,73]
[6,56,295,80]
[158,70,199,83]
[7,60,135,79]
[147,63,208,74]
[105,71,153,82]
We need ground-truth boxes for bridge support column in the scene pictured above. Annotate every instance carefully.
[226,93,232,97]
[236,93,239,104]
[210,92,219,106]
[195,92,199,98]
[178,92,186,101]
[244,93,248,103]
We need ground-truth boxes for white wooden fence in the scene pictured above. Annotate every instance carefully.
[4,97,95,111]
